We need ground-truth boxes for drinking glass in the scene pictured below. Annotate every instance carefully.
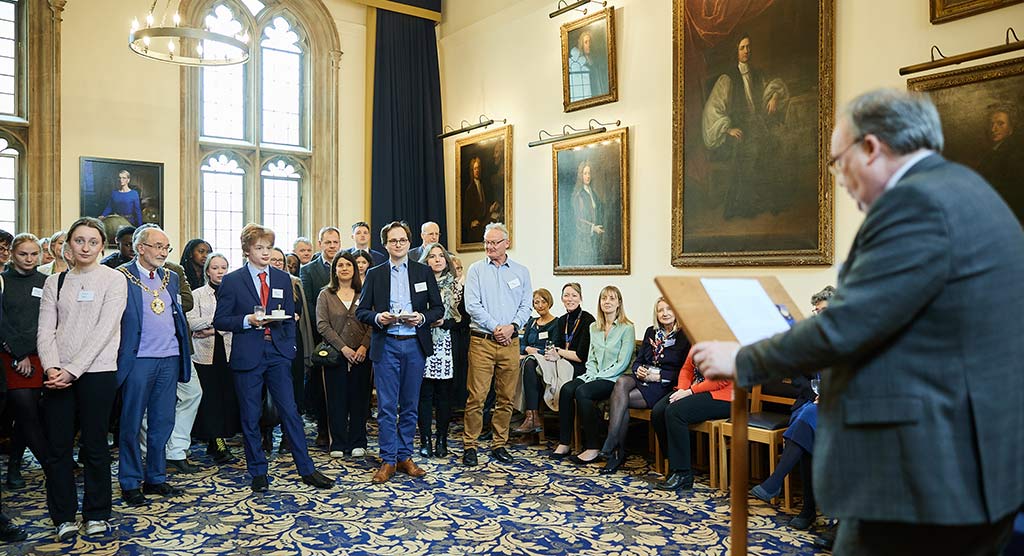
[254,305,266,329]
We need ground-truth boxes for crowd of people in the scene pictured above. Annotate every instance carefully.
[1,218,797,546]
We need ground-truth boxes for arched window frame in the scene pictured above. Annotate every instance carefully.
[0,0,63,237]
[180,0,341,252]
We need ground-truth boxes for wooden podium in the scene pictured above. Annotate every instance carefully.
[655,276,804,556]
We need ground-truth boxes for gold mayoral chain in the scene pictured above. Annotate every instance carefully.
[120,267,171,315]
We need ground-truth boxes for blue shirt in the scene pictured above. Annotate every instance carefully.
[464,255,533,334]
[387,258,416,336]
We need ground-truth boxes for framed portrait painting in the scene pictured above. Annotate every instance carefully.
[455,125,513,252]
[561,7,618,113]
[671,0,835,267]
[552,127,629,275]
[929,0,1023,23]
[908,57,1024,222]
[79,157,164,245]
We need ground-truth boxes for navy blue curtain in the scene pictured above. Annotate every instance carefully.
[370,9,446,251]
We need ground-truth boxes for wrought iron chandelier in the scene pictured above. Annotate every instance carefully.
[129,0,250,67]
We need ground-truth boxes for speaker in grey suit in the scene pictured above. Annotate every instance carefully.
[694,89,1023,556]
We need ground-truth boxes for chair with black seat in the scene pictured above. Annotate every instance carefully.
[717,380,799,510]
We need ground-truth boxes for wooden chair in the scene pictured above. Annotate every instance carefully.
[717,384,797,511]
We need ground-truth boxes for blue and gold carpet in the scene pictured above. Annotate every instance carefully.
[2,424,827,555]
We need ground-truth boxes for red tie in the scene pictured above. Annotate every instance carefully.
[258,271,269,306]
[149,271,155,279]
[258,272,271,337]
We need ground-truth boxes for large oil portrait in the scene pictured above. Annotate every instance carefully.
[908,57,1024,223]
[929,0,1023,24]
[455,125,513,252]
[553,127,629,275]
[80,157,164,245]
[561,8,618,113]
[671,0,834,266]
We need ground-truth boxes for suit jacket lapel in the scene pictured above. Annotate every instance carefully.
[242,264,261,304]
[126,262,144,321]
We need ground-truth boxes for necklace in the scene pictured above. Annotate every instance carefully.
[120,267,171,314]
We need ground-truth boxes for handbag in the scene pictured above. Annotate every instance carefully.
[311,340,342,367]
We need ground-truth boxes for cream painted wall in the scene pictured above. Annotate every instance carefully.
[59,0,369,247]
[438,0,1024,333]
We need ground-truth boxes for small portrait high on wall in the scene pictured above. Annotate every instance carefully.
[80,157,164,245]
[908,57,1024,223]
[455,126,513,252]
[553,127,629,275]
[561,7,618,113]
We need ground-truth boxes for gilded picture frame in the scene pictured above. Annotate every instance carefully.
[908,56,1024,223]
[455,125,513,253]
[929,0,1023,24]
[560,7,618,113]
[670,0,835,267]
[552,127,630,275]
[79,156,164,246]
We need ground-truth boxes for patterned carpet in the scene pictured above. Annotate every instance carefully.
[2,420,828,556]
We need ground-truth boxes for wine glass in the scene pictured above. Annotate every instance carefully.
[253,305,266,329]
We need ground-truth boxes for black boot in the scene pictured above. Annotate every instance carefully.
[6,459,25,490]
[262,429,273,453]
[435,432,448,457]
[419,435,434,458]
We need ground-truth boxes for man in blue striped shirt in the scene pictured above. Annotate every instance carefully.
[462,223,533,466]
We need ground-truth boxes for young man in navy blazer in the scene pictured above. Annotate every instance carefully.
[212,223,333,492]
[356,221,443,484]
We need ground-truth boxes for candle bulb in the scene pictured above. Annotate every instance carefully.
[173,13,181,26]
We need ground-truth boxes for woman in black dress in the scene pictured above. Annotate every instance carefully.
[186,253,241,463]
[599,297,690,474]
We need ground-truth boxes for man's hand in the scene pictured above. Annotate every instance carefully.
[727,128,744,140]
[404,312,425,327]
[493,324,516,345]
[691,341,741,381]
[247,314,266,327]
[377,312,398,326]
[44,368,74,389]
[766,94,779,114]
[592,224,605,235]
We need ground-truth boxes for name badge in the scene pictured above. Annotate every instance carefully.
[664,339,676,347]
[538,331,549,340]
[77,290,95,302]
[508,278,521,289]
[272,288,284,299]
[31,287,44,298]
[414,282,427,293]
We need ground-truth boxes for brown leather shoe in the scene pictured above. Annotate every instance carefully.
[396,458,426,477]
[371,463,396,484]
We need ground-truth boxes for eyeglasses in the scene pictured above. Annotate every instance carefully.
[0,244,8,254]
[484,239,507,247]
[386,238,409,246]
[827,137,863,176]
[141,242,174,254]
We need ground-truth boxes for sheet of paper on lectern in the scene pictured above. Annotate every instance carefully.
[700,278,792,346]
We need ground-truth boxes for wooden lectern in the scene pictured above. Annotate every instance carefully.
[655,276,803,556]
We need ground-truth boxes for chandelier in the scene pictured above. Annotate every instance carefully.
[129,0,250,66]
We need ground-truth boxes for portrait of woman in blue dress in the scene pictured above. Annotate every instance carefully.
[99,169,143,227]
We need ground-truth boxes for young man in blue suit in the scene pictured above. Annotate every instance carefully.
[356,221,444,484]
[695,89,1024,556]
[116,226,192,509]
[213,223,333,492]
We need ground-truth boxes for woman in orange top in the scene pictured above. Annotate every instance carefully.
[651,346,732,491]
